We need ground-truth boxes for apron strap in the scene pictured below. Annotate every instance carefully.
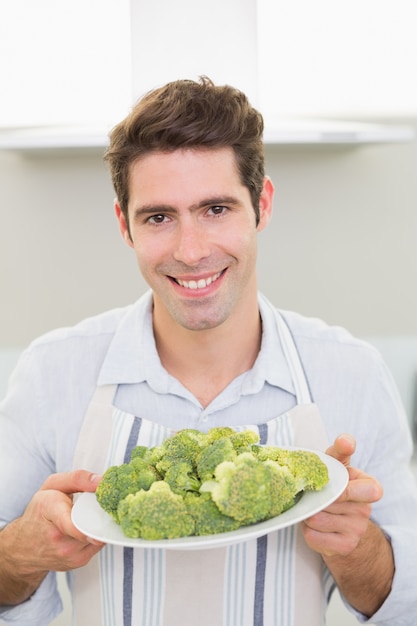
[71,383,118,626]
[72,383,117,474]
[275,311,313,405]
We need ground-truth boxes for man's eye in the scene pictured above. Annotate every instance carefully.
[208,206,227,216]
[148,214,167,224]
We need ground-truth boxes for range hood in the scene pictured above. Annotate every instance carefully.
[0,118,413,154]
[0,0,415,154]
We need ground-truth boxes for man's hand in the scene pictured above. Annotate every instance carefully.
[303,434,383,557]
[302,434,393,617]
[0,470,104,606]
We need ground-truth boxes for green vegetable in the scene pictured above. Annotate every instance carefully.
[184,491,241,535]
[95,459,160,522]
[196,437,237,482]
[253,446,329,492]
[229,429,261,454]
[96,427,329,540]
[118,481,195,540]
[164,461,201,496]
[155,428,207,474]
[200,452,280,524]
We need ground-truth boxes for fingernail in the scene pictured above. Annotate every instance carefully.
[340,433,355,445]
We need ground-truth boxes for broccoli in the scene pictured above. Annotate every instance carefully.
[229,429,260,454]
[254,447,329,493]
[201,453,274,525]
[206,426,236,443]
[131,444,165,467]
[263,460,298,516]
[184,492,241,536]
[96,459,160,522]
[96,427,330,541]
[196,437,237,482]
[129,445,149,461]
[164,461,201,495]
[155,428,208,474]
[117,481,195,540]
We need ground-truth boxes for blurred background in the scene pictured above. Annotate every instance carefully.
[1,1,416,624]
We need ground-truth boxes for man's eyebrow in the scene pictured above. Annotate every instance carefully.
[198,196,241,209]
[132,196,241,219]
[132,204,175,219]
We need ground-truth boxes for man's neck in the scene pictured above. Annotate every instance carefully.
[153,301,262,408]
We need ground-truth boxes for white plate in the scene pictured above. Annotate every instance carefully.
[72,450,348,550]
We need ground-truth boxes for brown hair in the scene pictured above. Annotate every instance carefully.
[104,76,265,225]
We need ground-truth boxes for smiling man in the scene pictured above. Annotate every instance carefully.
[116,147,273,406]
[0,77,416,626]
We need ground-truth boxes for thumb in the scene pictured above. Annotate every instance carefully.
[325,433,356,467]
[41,470,102,494]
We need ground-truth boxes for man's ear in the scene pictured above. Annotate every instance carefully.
[257,176,274,233]
[115,201,133,247]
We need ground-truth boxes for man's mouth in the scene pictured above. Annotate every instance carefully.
[174,271,223,290]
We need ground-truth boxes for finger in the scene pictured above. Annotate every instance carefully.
[305,504,372,534]
[41,493,105,547]
[325,433,356,466]
[342,475,383,504]
[41,470,102,494]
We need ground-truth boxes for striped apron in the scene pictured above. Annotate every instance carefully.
[71,312,331,626]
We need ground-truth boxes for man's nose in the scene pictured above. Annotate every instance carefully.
[173,221,211,265]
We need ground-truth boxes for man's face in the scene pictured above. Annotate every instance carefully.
[116,147,273,333]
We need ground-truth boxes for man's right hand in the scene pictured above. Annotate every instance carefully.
[0,470,104,606]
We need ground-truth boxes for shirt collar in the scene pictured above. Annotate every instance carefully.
[97,290,295,396]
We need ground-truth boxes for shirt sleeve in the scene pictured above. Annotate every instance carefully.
[0,348,56,526]
[0,348,63,621]
[334,353,417,625]
[0,572,62,625]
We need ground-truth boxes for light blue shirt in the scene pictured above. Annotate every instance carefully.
[1,291,416,625]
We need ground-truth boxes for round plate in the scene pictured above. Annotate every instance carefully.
[71,450,348,550]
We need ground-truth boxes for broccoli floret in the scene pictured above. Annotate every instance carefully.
[117,481,195,540]
[201,453,274,525]
[283,449,329,492]
[196,437,237,482]
[255,447,329,493]
[229,430,260,453]
[129,445,149,461]
[206,426,236,443]
[184,492,241,535]
[164,461,201,495]
[263,460,298,516]
[156,428,208,474]
[96,459,160,522]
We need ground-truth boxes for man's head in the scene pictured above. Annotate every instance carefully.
[104,76,265,228]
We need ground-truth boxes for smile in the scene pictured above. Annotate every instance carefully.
[175,271,222,290]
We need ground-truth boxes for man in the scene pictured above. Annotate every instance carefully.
[0,77,416,626]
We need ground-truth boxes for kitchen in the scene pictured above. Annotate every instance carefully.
[1,1,417,624]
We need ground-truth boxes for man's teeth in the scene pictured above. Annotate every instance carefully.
[177,272,221,290]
